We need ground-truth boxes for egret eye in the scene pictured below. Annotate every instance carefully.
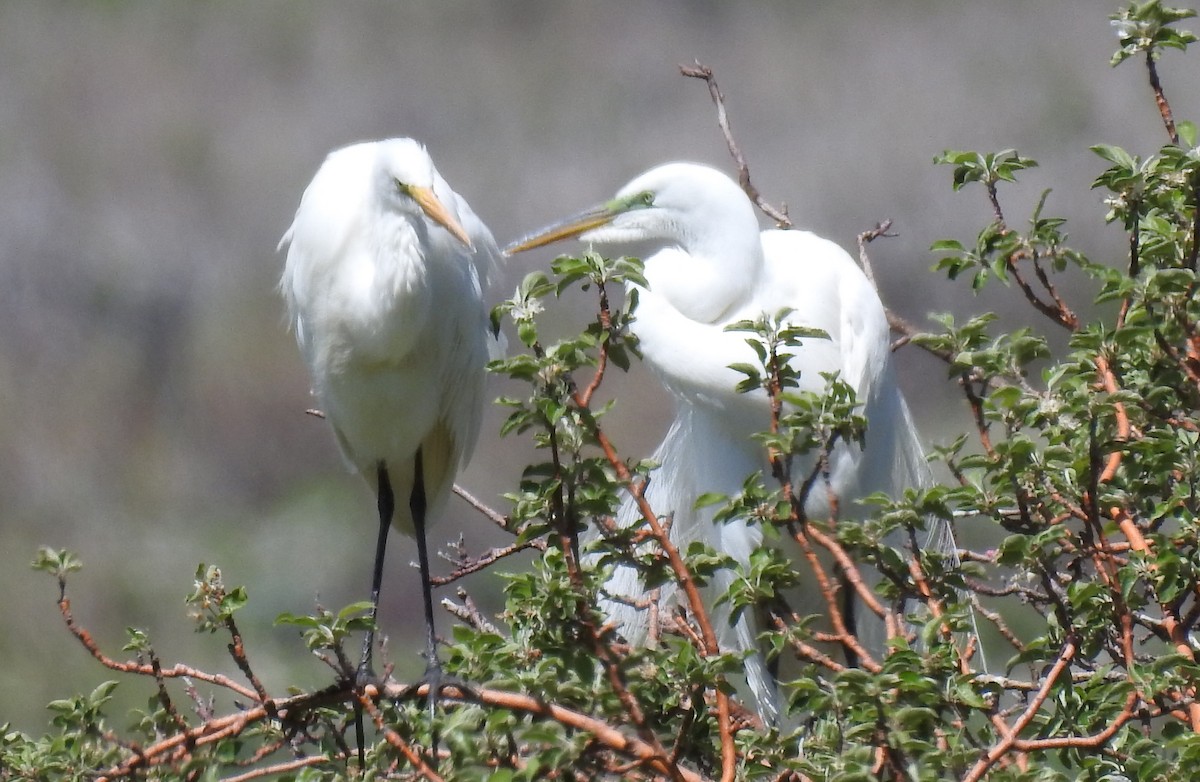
[633,190,655,208]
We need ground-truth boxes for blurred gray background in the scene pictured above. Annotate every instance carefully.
[2,2,1192,732]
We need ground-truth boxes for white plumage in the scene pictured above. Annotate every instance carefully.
[279,138,499,679]
[508,163,950,723]
[281,138,497,533]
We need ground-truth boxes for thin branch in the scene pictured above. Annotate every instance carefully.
[856,219,896,288]
[578,279,616,408]
[57,593,260,703]
[453,484,511,530]
[680,60,791,227]
[1186,170,1200,272]
[963,638,1078,782]
[359,692,444,781]
[1146,49,1179,144]
[1011,691,1138,752]
[223,612,271,707]
[855,219,948,358]
[221,755,340,782]
[382,682,710,782]
[1005,248,1078,331]
[429,537,545,586]
[442,587,501,635]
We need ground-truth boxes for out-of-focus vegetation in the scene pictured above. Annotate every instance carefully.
[1,0,1193,740]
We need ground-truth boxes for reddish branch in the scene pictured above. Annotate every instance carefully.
[57,592,260,703]
[1094,356,1128,486]
[81,627,713,781]
[57,538,712,780]
[359,692,445,781]
[578,279,616,408]
[222,612,271,706]
[1004,247,1079,331]
[676,67,981,687]
[538,300,697,780]
[963,638,1078,782]
[1146,49,1180,144]
[1110,501,1200,731]
[576,349,737,782]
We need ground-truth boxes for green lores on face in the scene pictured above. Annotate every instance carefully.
[608,189,656,214]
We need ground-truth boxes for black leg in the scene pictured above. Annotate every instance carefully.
[409,449,441,763]
[359,463,395,681]
[354,462,394,769]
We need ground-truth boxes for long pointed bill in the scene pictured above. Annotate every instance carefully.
[504,203,620,255]
[410,185,473,249]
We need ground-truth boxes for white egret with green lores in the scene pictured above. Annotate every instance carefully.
[507,162,963,722]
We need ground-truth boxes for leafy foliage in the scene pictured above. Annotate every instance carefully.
[6,3,1200,779]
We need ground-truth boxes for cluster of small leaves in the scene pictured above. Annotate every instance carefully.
[930,177,1090,296]
[276,602,373,657]
[0,682,126,780]
[1110,0,1197,64]
[723,311,867,506]
[185,564,248,634]
[708,306,992,778]
[489,252,643,540]
[934,149,1038,194]
[30,547,82,583]
[455,251,744,777]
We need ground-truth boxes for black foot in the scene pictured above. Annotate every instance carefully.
[399,666,474,706]
[391,659,473,773]
[355,659,378,690]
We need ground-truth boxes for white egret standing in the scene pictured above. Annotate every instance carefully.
[279,138,499,703]
[507,162,959,723]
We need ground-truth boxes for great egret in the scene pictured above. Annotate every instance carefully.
[507,162,958,722]
[279,138,499,700]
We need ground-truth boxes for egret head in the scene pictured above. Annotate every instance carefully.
[374,138,473,248]
[505,162,758,256]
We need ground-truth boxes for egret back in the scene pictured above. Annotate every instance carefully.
[602,227,961,720]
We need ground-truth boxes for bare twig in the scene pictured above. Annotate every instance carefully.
[1004,247,1079,331]
[222,755,339,782]
[453,483,511,530]
[429,538,545,586]
[854,218,951,359]
[680,60,791,227]
[442,587,501,635]
[223,613,271,707]
[856,219,896,288]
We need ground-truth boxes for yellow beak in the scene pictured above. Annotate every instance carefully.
[410,185,473,249]
[504,205,619,255]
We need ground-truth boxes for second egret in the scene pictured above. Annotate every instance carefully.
[507,162,954,722]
